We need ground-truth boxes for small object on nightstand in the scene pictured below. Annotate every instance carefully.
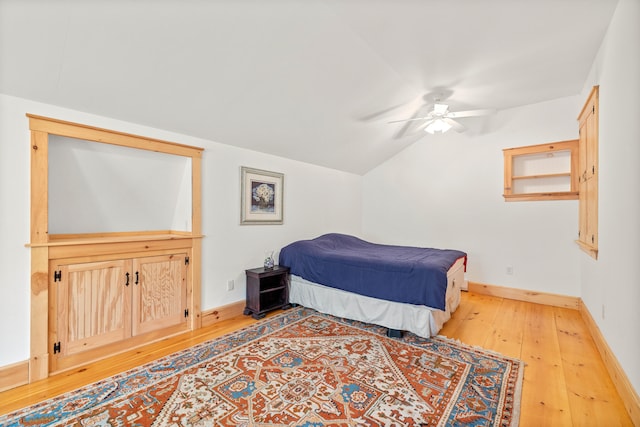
[264,250,275,269]
[243,265,291,320]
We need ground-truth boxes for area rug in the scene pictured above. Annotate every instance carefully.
[0,307,523,426]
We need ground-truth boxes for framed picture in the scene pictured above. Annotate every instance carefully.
[240,166,284,225]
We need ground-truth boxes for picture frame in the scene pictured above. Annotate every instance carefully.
[240,166,284,225]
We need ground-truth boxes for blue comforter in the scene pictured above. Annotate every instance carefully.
[278,233,466,311]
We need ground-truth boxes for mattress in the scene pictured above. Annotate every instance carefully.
[288,257,465,338]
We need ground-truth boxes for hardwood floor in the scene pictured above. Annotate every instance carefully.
[0,291,633,425]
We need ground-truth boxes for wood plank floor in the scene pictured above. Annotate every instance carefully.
[0,291,633,425]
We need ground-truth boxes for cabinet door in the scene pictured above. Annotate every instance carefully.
[577,86,598,257]
[52,260,131,358]
[132,254,188,336]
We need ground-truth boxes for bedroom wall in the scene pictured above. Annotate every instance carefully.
[0,93,362,367]
[578,0,640,397]
[362,95,583,297]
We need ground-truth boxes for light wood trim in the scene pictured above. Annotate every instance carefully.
[30,131,49,243]
[0,361,29,393]
[580,300,640,425]
[578,85,600,119]
[191,156,203,328]
[48,246,194,267]
[201,301,246,328]
[27,114,203,158]
[31,232,202,247]
[29,129,50,381]
[575,239,599,259]
[503,139,578,156]
[468,281,580,309]
[30,246,49,382]
[504,191,578,202]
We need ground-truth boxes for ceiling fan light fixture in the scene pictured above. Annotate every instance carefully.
[425,118,452,134]
[433,103,449,115]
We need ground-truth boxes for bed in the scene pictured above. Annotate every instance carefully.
[278,233,467,338]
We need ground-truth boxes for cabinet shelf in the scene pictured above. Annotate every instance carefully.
[260,285,286,294]
[512,172,572,180]
[503,139,579,202]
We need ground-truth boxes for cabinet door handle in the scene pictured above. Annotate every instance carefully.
[125,272,130,286]
[135,271,139,285]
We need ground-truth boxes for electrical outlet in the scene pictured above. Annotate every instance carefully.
[602,304,605,320]
[506,266,513,275]
[227,279,234,291]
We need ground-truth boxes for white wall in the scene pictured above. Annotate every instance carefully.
[48,135,193,234]
[579,0,640,396]
[0,93,362,366]
[363,96,582,297]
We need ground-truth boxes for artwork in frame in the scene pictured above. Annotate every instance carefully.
[240,166,284,225]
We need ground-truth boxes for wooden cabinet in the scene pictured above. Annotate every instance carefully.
[46,236,193,373]
[577,86,599,259]
[503,139,579,201]
[244,266,291,319]
[27,115,203,381]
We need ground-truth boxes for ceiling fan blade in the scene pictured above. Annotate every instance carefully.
[447,108,495,118]
[444,118,466,132]
[388,115,432,124]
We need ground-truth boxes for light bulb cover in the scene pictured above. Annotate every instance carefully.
[425,119,452,134]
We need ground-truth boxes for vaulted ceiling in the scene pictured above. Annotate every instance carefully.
[0,0,618,174]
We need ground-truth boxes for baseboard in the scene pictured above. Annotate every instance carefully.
[201,300,246,328]
[0,360,29,393]
[579,300,640,425]
[468,281,580,309]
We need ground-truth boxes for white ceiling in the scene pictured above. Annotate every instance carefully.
[0,0,618,174]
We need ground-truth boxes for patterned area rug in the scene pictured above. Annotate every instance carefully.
[1,308,523,426]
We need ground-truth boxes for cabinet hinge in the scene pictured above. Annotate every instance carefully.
[592,105,595,114]
[592,235,595,244]
[53,341,61,354]
[54,270,62,282]
[185,257,190,266]
[184,309,189,318]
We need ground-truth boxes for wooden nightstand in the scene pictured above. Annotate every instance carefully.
[243,266,291,320]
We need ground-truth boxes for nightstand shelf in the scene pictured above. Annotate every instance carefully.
[243,266,291,320]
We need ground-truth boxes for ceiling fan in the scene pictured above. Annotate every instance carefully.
[388,102,494,134]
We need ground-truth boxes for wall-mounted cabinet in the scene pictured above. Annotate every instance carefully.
[503,139,579,202]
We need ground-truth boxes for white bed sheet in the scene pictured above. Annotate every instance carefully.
[288,257,465,339]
